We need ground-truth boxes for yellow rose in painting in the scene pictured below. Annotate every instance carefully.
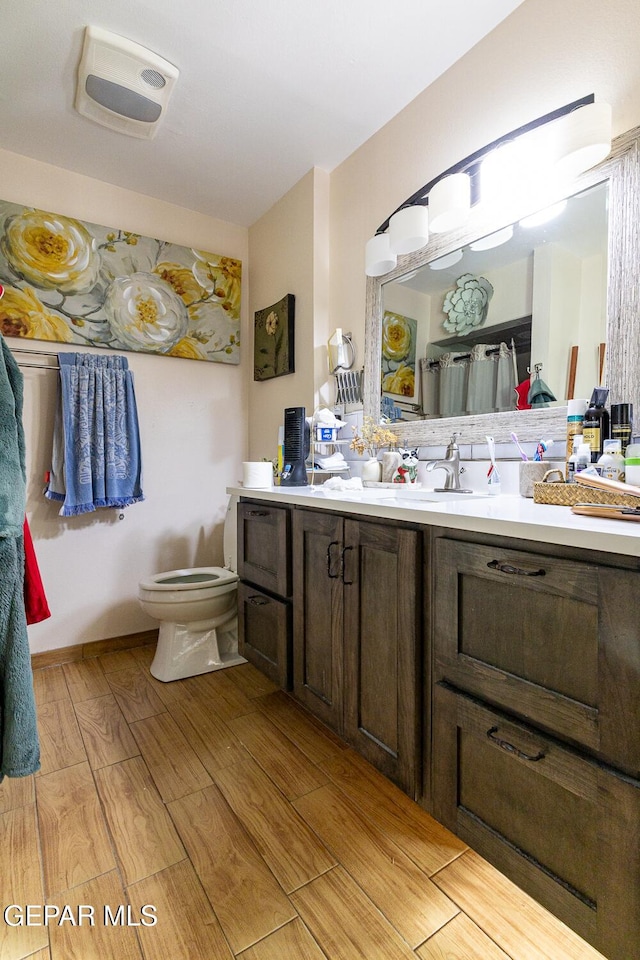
[382,313,412,361]
[192,251,241,317]
[0,285,72,341]
[154,262,203,305]
[382,362,415,397]
[103,273,189,352]
[1,209,100,294]
[168,336,207,360]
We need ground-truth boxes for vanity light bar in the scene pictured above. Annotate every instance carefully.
[366,94,611,277]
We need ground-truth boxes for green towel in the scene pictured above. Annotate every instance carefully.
[0,337,26,538]
[0,536,40,779]
[0,335,40,780]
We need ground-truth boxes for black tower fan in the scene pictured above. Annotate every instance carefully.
[280,406,309,486]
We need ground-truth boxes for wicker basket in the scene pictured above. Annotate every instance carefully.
[533,469,640,507]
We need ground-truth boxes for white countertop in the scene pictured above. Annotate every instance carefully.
[227,483,640,559]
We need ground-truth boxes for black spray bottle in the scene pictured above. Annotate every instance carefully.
[582,387,610,463]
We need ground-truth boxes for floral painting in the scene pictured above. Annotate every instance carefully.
[253,294,295,381]
[0,200,241,362]
[381,310,417,399]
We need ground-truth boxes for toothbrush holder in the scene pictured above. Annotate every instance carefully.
[519,460,551,498]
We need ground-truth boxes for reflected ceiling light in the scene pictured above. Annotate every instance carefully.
[429,173,471,233]
[365,233,397,277]
[520,199,568,228]
[469,225,513,251]
[554,102,612,180]
[389,205,429,255]
[428,249,463,270]
[397,270,419,282]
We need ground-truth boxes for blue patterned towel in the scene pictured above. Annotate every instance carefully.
[46,354,144,516]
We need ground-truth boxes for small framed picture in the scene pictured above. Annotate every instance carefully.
[253,293,295,381]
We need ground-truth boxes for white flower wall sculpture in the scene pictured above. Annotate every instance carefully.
[442,273,494,334]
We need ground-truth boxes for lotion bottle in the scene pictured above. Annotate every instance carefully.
[597,439,625,481]
[625,438,640,486]
[566,434,583,483]
[575,442,591,476]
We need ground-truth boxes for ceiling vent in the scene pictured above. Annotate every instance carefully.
[75,26,179,139]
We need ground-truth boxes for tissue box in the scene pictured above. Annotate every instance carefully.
[316,426,339,442]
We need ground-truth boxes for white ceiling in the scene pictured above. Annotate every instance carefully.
[2,0,525,227]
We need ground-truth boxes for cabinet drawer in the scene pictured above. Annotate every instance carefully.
[238,501,290,597]
[238,582,291,689]
[433,537,640,776]
[432,683,640,960]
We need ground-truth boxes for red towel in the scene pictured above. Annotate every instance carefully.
[514,379,532,411]
[23,517,51,624]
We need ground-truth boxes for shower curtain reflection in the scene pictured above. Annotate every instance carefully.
[420,342,517,419]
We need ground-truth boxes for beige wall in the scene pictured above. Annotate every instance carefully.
[0,147,248,653]
[247,167,330,461]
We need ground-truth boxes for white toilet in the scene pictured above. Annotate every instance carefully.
[138,496,246,682]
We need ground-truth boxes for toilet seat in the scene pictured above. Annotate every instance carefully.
[138,565,238,592]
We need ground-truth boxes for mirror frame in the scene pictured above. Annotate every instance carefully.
[364,124,640,445]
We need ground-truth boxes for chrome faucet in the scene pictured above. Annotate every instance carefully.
[425,433,471,492]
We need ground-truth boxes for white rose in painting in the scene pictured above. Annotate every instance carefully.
[103,273,189,352]
[2,209,100,294]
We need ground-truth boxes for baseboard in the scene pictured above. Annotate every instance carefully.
[31,629,159,670]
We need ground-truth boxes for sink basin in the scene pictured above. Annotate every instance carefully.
[391,486,490,502]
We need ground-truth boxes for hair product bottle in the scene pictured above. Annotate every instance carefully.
[582,388,610,463]
[610,403,633,456]
[565,399,588,476]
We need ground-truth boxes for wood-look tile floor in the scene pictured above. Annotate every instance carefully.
[1,646,606,960]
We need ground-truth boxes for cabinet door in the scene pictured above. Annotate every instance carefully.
[433,537,640,777]
[432,683,640,960]
[343,519,421,797]
[237,501,290,597]
[292,509,344,732]
[238,582,291,689]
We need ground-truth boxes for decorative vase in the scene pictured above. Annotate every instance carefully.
[361,457,382,483]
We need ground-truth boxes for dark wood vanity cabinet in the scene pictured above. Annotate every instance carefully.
[292,507,422,797]
[237,501,292,688]
[430,532,640,959]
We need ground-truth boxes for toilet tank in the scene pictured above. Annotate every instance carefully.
[224,494,238,571]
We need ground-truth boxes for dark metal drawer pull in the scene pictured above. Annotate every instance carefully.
[248,595,270,605]
[342,545,354,584]
[248,510,269,517]
[327,541,341,579]
[487,559,546,577]
[486,726,546,762]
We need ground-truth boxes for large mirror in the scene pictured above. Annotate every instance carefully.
[364,125,640,445]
